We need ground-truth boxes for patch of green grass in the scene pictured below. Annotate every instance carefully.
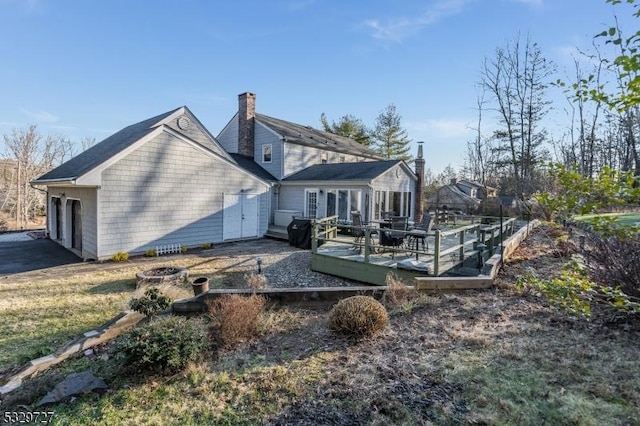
[0,276,196,373]
[575,212,640,228]
[0,277,136,370]
[445,333,640,425]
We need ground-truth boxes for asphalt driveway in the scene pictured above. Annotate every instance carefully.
[0,238,81,275]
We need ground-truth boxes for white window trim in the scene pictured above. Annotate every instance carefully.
[262,144,272,163]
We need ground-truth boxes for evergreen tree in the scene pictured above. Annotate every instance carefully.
[371,104,412,161]
[320,113,371,146]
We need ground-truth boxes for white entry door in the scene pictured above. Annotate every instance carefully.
[223,193,259,241]
[305,189,318,218]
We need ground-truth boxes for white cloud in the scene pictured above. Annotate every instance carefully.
[406,117,475,140]
[364,0,471,42]
[19,108,59,123]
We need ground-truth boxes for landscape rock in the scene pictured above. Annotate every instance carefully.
[0,379,22,396]
[37,371,108,406]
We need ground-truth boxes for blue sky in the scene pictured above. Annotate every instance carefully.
[0,0,635,174]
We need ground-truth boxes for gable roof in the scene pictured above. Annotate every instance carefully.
[457,179,497,192]
[34,106,236,185]
[256,114,384,160]
[430,185,481,206]
[229,154,277,182]
[35,108,180,183]
[282,160,402,182]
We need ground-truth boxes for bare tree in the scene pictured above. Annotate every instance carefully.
[463,92,498,186]
[2,125,72,229]
[80,136,97,151]
[480,34,553,199]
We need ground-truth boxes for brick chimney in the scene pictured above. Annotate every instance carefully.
[238,92,256,158]
[414,142,425,222]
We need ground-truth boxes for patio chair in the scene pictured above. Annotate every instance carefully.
[409,213,434,251]
[351,211,365,246]
[380,216,407,258]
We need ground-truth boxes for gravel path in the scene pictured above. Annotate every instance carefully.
[199,238,363,288]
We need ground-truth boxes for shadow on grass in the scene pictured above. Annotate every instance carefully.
[87,279,137,295]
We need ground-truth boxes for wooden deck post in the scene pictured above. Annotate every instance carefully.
[364,227,371,263]
[433,230,441,276]
[311,220,318,254]
[488,228,495,255]
[459,228,465,261]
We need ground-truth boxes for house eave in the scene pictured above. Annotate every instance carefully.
[31,177,77,185]
[280,179,372,186]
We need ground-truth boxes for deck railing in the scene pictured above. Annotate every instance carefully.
[311,215,517,276]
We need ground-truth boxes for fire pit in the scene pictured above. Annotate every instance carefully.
[135,266,189,288]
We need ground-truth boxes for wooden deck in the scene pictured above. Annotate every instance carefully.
[309,216,522,286]
[312,233,481,285]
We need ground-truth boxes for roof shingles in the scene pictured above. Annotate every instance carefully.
[35,108,181,182]
[283,160,402,182]
[256,114,383,160]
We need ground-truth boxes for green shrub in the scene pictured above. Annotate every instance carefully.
[112,252,129,262]
[145,248,157,257]
[115,315,208,373]
[329,296,388,337]
[129,287,172,317]
[200,243,213,250]
[180,245,188,254]
[516,262,640,319]
[206,294,266,347]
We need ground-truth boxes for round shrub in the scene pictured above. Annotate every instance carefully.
[116,315,209,373]
[329,296,388,337]
[129,287,172,317]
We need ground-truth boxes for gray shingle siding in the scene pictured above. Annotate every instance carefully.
[373,166,415,193]
[278,186,306,215]
[165,111,230,159]
[283,143,365,177]
[254,121,283,179]
[216,114,239,154]
[98,132,268,258]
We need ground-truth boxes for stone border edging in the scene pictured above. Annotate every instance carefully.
[0,310,144,397]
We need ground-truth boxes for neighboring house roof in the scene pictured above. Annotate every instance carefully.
[256,113,384,160]
[430,185,481,207]
[35,108,180,182]
[229,154,277,182]
[282,160,402,182]
[457,179,497,193]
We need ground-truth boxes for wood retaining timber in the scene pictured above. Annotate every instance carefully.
[172,286,388,314]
